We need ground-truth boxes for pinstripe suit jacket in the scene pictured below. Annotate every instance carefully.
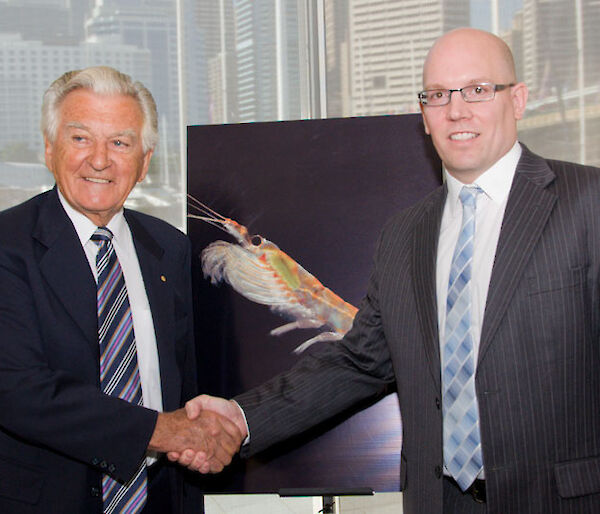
[236,145,600,513]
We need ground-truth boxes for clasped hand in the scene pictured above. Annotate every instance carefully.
[149,396,245,473]
[151,395,247,473]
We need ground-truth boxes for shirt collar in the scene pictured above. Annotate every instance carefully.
[57,189,127,246]
[444,141,522,215]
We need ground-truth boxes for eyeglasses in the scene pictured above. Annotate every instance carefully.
[418,83,515,107]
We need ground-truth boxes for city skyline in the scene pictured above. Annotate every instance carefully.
[0,0,598,223]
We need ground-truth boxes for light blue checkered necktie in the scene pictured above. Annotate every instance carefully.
[442,186,484,491]
[91,227,148,514]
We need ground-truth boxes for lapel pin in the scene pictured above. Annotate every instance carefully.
[160,275,167,282]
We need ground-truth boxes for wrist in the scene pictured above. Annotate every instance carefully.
[148,411,181,453]
[230,400,249,440]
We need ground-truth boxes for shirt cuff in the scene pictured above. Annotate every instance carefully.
[231,399,250,446]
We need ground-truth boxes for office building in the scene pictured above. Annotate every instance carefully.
[348,0,469,115]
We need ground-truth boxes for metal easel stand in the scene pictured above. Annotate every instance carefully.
[279,487,373,514]
[320,495,337,513]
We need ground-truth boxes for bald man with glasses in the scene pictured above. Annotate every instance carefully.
[182,28,600,514]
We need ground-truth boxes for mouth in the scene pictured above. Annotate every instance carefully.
[449,131,479,141]
[84,177,111,184]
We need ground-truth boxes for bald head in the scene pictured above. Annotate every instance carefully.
[419,27,528,183]
[423,28,517,88]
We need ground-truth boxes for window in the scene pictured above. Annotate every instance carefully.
[1,0,598,222]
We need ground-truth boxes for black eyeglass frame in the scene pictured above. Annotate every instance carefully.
[418,83,515,106]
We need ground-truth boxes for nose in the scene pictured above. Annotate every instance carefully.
[89,142,110,171]
[446,90,471,120]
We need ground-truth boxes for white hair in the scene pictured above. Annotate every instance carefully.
[41,66,158,152]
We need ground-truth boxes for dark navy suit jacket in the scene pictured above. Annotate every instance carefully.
[236,146,600,513]
[0,188,197,513]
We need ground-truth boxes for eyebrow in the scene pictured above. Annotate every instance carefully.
[111,129,137,139]
[65,122,137,139]
[65,121,90,131]
[423,78,492,89]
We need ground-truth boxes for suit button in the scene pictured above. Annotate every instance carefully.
[108,464,116,473]
[92,457,100,466]
[100,460,108,469]
[90,486,101,497]
[435,465,443,479]
[435,398,441,410]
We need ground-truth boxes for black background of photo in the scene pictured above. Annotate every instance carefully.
[186,113,441,493]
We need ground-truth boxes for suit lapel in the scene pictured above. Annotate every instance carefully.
[34,189,98,353]
[412,186,446,390]
[125,212,180,411]
[478,146,557,365]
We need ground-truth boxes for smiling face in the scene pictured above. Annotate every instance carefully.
[420,29,528,183]
[45,89,153,226]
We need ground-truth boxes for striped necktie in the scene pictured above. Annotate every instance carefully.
[442,186,484,491]
[91,227,148,514]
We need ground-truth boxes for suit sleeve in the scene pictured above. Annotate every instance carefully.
[179,237,198,404]
[0,246,157,483]
[235,228,396,456]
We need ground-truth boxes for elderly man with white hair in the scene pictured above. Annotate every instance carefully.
[0,66,242,514]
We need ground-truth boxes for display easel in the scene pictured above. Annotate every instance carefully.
[279,487,373,513]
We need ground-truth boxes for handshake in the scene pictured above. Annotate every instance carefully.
[149,394,246,474]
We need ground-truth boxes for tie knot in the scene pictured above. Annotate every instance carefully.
[459,185,481,208]
[91,227,114,245]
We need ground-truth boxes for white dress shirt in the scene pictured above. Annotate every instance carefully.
[437,142,521,478]
[58,191,163,415]
[436,141,521,364]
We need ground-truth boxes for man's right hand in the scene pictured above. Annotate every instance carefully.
[185,394,248,439]
[165,394,249,472]
[149,408,242,473]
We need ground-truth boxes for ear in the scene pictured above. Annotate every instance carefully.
[138,148,154,183]
[420,104,431,135]
[44,136,55,172]
[511,82,528,120]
